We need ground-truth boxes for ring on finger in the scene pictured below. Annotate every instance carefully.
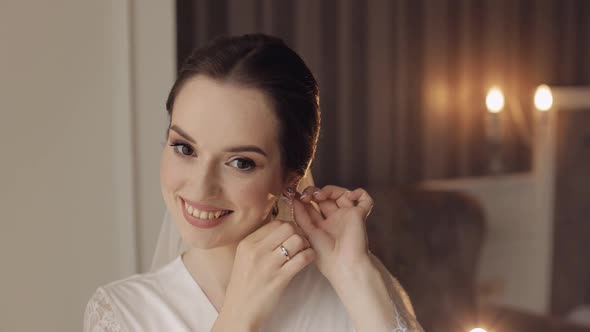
[279,245,290,260]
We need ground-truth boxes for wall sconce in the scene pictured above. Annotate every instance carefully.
[534,84,553,112]
[485,86,505,173]
[486,87,505,114]
[534,84,553,135]
[483,84,552,175]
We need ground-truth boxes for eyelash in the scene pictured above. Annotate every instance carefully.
[169,142,195,156]
[168,141,257,171]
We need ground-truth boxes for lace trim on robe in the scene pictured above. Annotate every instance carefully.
[389,284,424,332]
[83,288,124,332]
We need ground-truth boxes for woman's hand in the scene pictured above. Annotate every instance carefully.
[213,219,315,332]
[293,185,374,285]
[293,186,423,332]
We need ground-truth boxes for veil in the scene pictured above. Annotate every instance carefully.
[149,171,316,272]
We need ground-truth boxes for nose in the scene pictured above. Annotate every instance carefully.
[188,161,222,200]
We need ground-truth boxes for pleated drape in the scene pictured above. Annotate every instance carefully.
[176,0,590,187]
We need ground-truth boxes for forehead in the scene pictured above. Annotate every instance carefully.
[171,76,280,152]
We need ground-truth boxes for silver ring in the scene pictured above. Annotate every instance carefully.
[279,245,290,260]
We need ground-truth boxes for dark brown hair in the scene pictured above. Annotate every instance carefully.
[165,34,320,178]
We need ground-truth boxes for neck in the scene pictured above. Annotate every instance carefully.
[179,214,275,308]
[181,244,237,301]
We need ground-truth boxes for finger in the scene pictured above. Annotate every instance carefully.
[335,191,356,209]
[272,233,309,267]
[353,188,374,218]
[299,186,320,203]
[346,189,363,202]
[303,200,324,225]
[245,219,282,243]
[279,247,316,281]
[315,185,357,210]
[311,185,346,218]
[313,185,349,201]
[293,199,328,245]
[292,199,316,236]
[293,200,332,252]
[314,199,339,218]
[259,221,297,250]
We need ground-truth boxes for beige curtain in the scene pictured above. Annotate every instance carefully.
[176,0,590,187]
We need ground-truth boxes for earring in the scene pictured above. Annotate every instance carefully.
[276,187,296,222]
[286,187,295,222]
[284,187,296,199]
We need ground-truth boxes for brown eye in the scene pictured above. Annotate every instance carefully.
[228,158,256,170]
[170,143,194,156]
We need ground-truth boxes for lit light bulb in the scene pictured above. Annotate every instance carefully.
[534,84,553,111]
[470,328,488,332]
[486,87,504,113]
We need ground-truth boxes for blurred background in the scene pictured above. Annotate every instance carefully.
[1,0,589,331]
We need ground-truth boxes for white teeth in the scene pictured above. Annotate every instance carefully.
[184,201,230,220]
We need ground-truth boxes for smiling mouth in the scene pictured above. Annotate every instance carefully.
[183,200,233,220]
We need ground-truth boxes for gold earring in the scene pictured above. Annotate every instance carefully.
[276,188,296,222]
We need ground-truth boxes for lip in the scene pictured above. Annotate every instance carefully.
[180,198,232,229]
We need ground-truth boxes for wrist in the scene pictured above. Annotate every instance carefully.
[329,255,376,292]
[329,259,401,332]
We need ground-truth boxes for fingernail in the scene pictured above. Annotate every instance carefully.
[312,190,320,197]
[300,193,308,200]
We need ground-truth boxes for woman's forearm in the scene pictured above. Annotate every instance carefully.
[331,258,420,332]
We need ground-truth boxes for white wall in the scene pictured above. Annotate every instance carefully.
[0,1,174,331]
[131,2,176,273]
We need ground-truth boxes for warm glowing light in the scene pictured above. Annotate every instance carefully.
[534,84,553,111]
[486,87,505,113]
[470,328,488,332]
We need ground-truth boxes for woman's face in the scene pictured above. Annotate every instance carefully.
[160,76,288,249]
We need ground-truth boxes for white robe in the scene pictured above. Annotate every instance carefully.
[83,255,358,331]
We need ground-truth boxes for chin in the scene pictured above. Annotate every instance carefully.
[176,222,240,250]
[177,226,226,249]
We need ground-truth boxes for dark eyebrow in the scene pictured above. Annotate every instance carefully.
[169,124,268,158]
[226,146,268,158]
[169,124,195,144]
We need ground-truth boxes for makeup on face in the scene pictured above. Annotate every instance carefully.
[160,76,286,248]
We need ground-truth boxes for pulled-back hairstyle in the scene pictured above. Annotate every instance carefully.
[165,34,320,179]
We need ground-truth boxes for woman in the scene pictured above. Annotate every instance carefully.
[84,34,423,332]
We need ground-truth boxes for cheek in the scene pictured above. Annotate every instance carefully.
[160,152,184,194]
[234,175,281,213]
